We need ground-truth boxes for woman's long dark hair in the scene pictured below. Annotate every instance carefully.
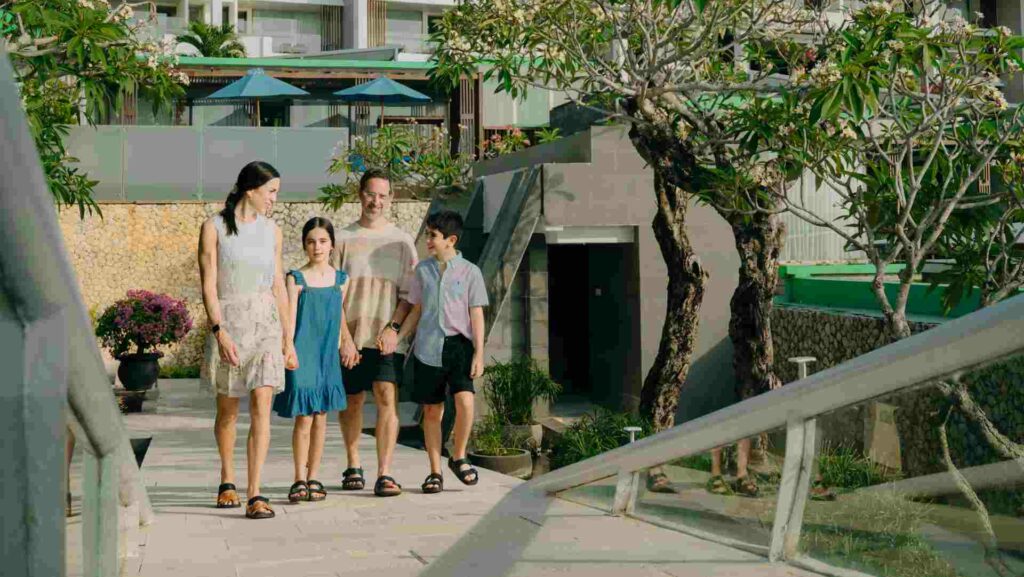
[220,161,280,236]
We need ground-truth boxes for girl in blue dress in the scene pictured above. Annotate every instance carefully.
[273,217,348,503]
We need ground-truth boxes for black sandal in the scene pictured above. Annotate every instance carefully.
[373,475,402,497]
[448,457,479,486]
[421,473,443,494]
[341,467,365,491]
[307,480,327,502]
[245,496,275,519]
[216,482,242,508]
[288,481,308,503]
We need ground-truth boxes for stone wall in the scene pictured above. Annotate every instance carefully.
[58,201,431,368]
[771,305,1024,485]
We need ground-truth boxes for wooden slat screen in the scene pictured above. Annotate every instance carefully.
[320,6,344,52]
[367,0,386,47]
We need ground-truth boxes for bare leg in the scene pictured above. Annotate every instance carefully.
[215,395,241,485]
[710,447,723,477]
[736,437,752,480]
[246,387,274,498]
[372,381,399,478]
[451,391,474,461]
[307,413,327,481]
[292,416,313,482]
[339,392,366,470]
[422,403,444,476]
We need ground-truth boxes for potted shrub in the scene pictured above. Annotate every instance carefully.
[468,414,533,479]
[95,290,192,391]
[482,356,561,447]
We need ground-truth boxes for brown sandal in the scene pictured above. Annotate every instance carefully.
[733,476,760,497]
[245,496,275,519]
[306,480,327,502]
[216,483,241,508]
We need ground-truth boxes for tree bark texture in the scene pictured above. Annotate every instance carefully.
[726,212,785,400]
[638,170,708,432]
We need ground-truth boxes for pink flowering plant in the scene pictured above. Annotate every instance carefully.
[95,290,193,358]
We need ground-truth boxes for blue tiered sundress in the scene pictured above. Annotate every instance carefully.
[273,269,348,418]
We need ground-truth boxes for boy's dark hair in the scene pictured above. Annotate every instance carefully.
[425,210,464,243]
[359,168,391,193]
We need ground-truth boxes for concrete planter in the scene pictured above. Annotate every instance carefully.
[468,449,533,479]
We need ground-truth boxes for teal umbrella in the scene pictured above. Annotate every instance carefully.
[207,68,309,127]
[334,76,431,126]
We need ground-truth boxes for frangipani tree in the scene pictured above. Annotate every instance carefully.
[2,0,186,216]
[759,3,1024,340]
[431,0,822,430]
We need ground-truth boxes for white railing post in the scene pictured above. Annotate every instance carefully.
[769,357,819,561]
[611,426,643,516]
[83,451,121,577]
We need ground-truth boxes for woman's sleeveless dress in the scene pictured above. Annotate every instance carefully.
[273,270,348,417]
[200,214,285,397]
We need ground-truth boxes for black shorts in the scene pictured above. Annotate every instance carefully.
[341,348,404,395]
[412,335,476,405]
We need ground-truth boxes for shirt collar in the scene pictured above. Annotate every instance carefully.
[431,251,464,270]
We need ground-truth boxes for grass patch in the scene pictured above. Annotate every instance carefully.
[817,444,898,489]
[802,490,957,577]
[158,364,200,379]
[549,409,651,470]
[670,453,713,472]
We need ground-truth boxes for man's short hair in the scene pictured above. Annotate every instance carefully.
[425,210,464,243]
[359,168,391,194]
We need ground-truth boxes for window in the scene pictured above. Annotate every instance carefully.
[427,15,443,35]
[237,9,249,34]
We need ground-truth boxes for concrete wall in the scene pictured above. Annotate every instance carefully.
[58,201,430,368]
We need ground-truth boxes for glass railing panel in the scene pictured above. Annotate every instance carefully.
[553,423,788,553]
[797,352,1024,577]
[631,425,788,552]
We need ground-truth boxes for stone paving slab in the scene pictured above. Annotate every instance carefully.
[67,380,822,577]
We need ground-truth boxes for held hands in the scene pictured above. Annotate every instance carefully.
[376,325,399,356]
[216,330,240,367]
[470,353,484,380]
[340,336,361,369]
[284,340,299,370]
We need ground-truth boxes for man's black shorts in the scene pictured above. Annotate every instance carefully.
[412,335,476,405]
[342,348,404,395]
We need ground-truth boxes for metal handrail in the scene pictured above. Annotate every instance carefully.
[528,293,1024,494]
[0,49,151,576]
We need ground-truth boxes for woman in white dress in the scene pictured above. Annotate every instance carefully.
[198,161,297,519]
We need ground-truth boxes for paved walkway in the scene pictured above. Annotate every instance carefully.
[68,380,818,577]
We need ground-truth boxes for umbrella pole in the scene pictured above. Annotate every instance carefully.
[380,101,384,130]
[255,98,261,127]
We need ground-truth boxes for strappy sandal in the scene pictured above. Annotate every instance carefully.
[706,475,733,495]
[216,482,242,508]
[341,467,365,491]
[245,496,275,519]
[647,472,677,494]
[307,480,327,502]
[733,476,760,498]
[421,473,443,494]
[448,457,479,486]
[374,475,402,497]
[288,481,308,503]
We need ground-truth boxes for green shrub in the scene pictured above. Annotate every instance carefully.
[671,453,713,472]
[158,364,200,379]
[817,444,896,489]
[482,356,561,426]
[549,409,652,470]
[471,414,530,456]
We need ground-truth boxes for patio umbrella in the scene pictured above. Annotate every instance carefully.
[333,76,431,127]
[206,68,309,127]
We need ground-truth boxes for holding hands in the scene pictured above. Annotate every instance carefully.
[340,334,361,369]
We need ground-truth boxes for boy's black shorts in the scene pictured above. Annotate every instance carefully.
[412,335,476,405]
[341,348,404,395]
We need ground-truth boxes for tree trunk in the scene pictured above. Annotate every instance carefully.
[638,171,708,432]
[726,212,785,399]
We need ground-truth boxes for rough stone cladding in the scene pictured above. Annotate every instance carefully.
[772,305,1024,490]
[59,201,430,368]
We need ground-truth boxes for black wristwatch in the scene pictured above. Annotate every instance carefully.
[386,321,401,332]
[211,323,221,334]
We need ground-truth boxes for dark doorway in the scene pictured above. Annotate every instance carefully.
[548,243,638,408]
[260,101,290,127]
